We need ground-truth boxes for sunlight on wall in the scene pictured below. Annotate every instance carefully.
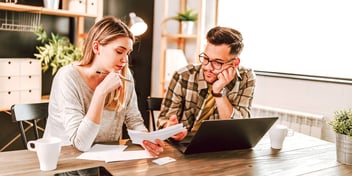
[218,0,352,79]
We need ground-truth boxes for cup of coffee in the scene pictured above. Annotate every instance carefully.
[27,137,62,171]
[269,125,294,149]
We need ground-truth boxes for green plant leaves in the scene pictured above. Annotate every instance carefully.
[165,9,198,22]
[33,26,82,75]
[176,9,198,21]
[329,109,352,136]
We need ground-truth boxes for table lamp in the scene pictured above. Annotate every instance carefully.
[129,12,148,36]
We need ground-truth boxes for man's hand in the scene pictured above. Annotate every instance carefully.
[213,66,236,93]
[165,115,188,141]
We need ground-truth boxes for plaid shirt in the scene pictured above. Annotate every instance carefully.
[158,64,256,130]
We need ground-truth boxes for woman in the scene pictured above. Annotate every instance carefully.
[44,16,164,156]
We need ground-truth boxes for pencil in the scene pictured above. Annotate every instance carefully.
[96,71,132,82]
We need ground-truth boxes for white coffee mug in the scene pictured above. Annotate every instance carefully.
[269,125,294,149]
[27,137,62,171]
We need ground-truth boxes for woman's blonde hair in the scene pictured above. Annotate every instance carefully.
[79,16,135,110]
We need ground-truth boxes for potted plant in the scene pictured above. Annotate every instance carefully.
[169,9,198,21]
[166,9,198,34]
[329,109,352,165]
[33,26,82,75]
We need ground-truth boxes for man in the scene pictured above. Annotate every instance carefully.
[158,26,256,141]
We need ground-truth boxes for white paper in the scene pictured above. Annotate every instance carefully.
[152,156,176,165]
[89,144,127,152]
[105,150,154,163]
[77,144,154,162]
[128,124,185,145]
[77,144,127,161]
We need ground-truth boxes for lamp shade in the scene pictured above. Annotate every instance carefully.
[129,12,148,36]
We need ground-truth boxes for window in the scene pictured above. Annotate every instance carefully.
[218,0,352,80]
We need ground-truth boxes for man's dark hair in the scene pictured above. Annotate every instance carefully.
[206,26,244,55]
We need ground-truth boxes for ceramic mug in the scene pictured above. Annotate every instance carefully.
[27,137,62,171]
[269,125,294,149]
[43,0,60,10]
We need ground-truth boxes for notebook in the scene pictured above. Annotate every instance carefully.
[168,117,278,155]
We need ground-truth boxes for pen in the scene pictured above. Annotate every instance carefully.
[96,71,132,82]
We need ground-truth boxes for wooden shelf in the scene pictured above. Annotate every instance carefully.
[0,2,97,18]
[158,0,204,96]
[0,1,103,46]
[162,33,197,39]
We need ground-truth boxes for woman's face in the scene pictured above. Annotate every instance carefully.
[96,36,133,73]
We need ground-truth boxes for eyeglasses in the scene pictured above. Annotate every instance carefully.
[198,52,236,70]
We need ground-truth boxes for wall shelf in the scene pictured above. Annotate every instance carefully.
[0,2,96,18]
[158,0,205,96]
[162,33,197,39]
[0,1,102,45]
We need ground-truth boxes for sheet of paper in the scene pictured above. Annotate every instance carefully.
[152,156,176,165]
[89,144,127,152]
[105,150,154,163]
[128,124,185,145]
[77,144,127,161]
[77,144,154,163]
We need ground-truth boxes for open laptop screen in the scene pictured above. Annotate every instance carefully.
[168,117,278,154]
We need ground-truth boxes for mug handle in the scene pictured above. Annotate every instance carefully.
[27,141,36,151]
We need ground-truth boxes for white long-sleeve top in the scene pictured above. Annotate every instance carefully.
[44,64,147,151]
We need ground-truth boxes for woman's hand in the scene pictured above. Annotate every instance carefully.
[142,139,165,157]
[96,72,123,95]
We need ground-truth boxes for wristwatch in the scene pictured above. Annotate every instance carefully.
[212,88,226,97]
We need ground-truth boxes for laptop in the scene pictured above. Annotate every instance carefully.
[168,117,278,154]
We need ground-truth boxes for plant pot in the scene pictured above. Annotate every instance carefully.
[43,0,60,10]
[42,67,55,96]
[181,21,195,35]
[336,133,352,165]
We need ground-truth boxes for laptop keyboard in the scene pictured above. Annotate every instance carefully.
[179,133,194,145]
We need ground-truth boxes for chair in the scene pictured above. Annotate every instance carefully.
[146,96,163,131]
[11,102,49,149]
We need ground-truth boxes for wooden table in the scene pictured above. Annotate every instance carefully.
[0,132,351,176]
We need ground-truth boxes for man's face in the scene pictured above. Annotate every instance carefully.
[201,43,237,84]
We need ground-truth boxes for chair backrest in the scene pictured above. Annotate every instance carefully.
[11,102,49,149]
[146,96,163,131]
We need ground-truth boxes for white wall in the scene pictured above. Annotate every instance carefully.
[254,75,352,142]
[216,0,352,142]
[151,0,163,97]
[218,0,352,80]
